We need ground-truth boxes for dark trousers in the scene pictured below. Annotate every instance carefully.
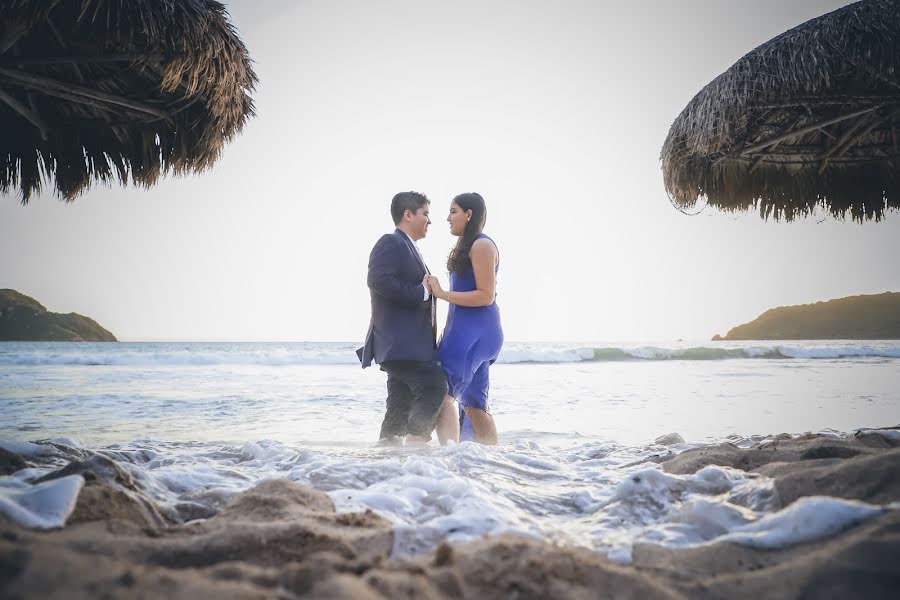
[379,360,447,439]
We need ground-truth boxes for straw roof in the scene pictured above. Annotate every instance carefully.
[660,0,900,222]
[0,0,257,202]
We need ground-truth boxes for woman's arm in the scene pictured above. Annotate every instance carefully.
[429,238,497,307]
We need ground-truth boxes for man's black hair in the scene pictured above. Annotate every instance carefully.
[390,191,430,225]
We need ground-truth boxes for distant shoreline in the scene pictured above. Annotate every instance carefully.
[0,289,116,342]
[713,292,900,341]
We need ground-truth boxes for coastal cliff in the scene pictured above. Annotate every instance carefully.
[714,292,900,340]
[0,289,116,342]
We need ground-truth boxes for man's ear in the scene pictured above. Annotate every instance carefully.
[404,209,412,222]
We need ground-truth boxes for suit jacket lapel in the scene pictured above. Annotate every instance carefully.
[394,231,436,346]
[395,230,429,275]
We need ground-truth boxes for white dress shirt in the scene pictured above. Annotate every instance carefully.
[399,230,431,301]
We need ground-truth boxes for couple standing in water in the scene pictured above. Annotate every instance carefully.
[358,191,503,446]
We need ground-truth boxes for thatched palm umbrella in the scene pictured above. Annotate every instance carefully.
[0,0,256,202]
[660,0,900,222]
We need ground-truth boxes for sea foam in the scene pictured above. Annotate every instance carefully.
[1,432,895,565]
[2,341,899,367]
[0,475,84,529]
[715,496,885,549]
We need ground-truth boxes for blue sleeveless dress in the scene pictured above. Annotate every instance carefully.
[438,234,504,441]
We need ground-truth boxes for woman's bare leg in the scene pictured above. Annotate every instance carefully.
[435,395,460,445]
[463,407,498,445]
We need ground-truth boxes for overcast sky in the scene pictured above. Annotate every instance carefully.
[2,0,896,343]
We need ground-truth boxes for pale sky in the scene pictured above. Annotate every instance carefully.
[1,0,897,343]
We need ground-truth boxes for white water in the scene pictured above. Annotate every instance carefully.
[2,340,900,366]
[1,341,897,562]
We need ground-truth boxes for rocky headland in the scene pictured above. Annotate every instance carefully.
[0,289,116,341]
[2,431,899,599]
[713,292,900,340]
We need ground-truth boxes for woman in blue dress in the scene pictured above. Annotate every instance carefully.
[426,193,503,445]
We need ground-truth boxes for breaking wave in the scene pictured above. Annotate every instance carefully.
[1,341,898,366]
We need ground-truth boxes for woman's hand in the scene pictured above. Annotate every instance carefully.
[426,275,445,299]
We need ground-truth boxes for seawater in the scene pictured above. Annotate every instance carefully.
[1,340,898,562]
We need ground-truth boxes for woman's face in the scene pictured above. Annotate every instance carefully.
[447,201,471,237]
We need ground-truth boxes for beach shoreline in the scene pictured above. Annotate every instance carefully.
[2,428,899,599]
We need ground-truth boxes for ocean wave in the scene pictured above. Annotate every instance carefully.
[1,342,898,366]
[500,344,900,363]
[0,347,361,367]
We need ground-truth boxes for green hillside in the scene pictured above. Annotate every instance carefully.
[714,292,900,340]
[0,289,117,341]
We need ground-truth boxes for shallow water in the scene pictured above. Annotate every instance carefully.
[1,340,898,562]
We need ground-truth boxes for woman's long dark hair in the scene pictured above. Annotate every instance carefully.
[447,192,487,275]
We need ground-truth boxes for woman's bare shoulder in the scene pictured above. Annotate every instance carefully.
[471,236,497,254]
[470,237,498,268]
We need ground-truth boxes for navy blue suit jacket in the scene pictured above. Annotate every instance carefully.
[359,230,436,368]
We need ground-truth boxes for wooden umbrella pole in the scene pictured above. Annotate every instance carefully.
[0,66,170,119]
[758,95,900,109]
[0,87,48,139]
[43,16,131,146]
[818,114,872,163]
[0,19,28,54]
[7,84,161,122]
[0,0,63,54]
[0,55,147,67]
[740,106,880,155]
[46,18,85,84]
[833,108,900,159]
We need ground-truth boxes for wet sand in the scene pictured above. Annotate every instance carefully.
[2,430,899,599]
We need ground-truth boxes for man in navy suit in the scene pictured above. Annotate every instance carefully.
[359,191,447,444]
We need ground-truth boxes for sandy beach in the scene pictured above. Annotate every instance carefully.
[3,429,898,599]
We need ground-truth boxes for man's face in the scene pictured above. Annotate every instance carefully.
[406,205,431,240]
